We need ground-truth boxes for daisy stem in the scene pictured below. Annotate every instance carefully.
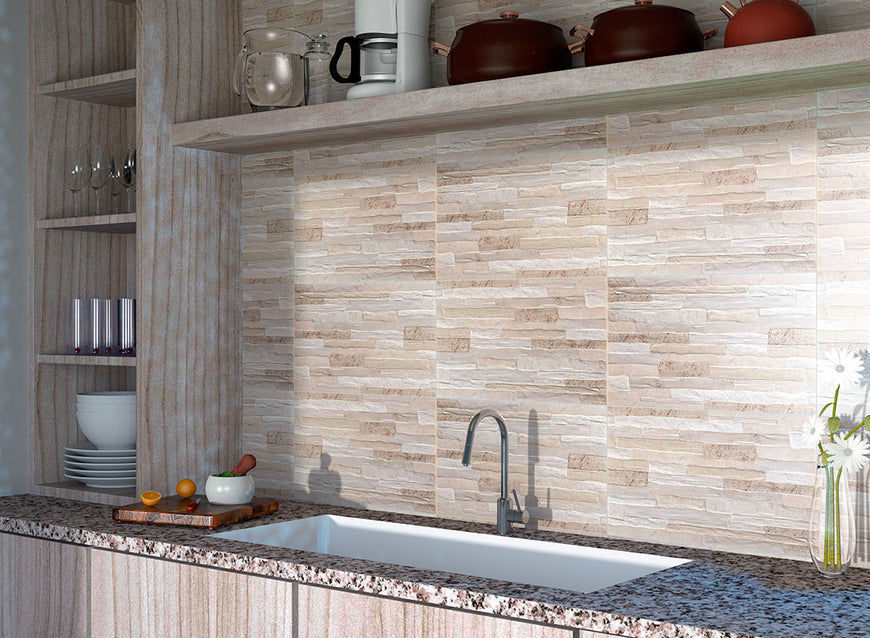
[831,386,840,437]
[844,417,869,440]
[835,469,843,569]
[825,464,834,569]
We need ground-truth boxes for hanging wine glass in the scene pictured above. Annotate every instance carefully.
[89,148,110,216]
[121,148,136,213]
[64,152,89,217]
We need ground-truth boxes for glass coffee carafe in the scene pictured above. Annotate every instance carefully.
[234,28,307,111]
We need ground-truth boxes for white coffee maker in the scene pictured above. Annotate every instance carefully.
[329,0,433,99]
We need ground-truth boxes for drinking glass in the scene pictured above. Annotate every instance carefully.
[89,148,110,215]
[70,298,88,354]
[89,298,103,355]
[121,148,136,213]
[64,152,89,216]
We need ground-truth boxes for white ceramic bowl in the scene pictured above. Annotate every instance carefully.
[205,474,255,505]
[76,409,136,449]
[76,406,136,414]
[76,391,136,403]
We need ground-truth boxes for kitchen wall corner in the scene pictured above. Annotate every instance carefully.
[0,0,30,496]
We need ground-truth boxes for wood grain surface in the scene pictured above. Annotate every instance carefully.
[40,69,137,108]
[295,583,575,638]
[0,533,90,638]
[90,549,294,638]
[172,28,870,155]
[113,496,279,528]
[134,0,243,490]
[29,0,138,497]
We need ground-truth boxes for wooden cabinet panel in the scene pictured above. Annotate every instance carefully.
[90,550,294,638]
[296,583,574,638]
[0,533,90,638]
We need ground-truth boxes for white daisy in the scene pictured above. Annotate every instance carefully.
[818,348,864,390]
[798,416,827,449]
[824,434,870,473]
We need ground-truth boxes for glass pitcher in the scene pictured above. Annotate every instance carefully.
[234,28,306,111]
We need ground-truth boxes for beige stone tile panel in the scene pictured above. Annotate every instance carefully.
[436,119,606,281]
[608,123,817,275]
[607,408,815,560]
[293,136,436,282]
[291,393,437,514]
[295,281,436,396]
[438,277,606,404]
[608,274,815,412]
[818,87,870,271]
[436,398,607,534]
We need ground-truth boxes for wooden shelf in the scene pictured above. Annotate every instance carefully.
[39,213,136,234]
[173,28,870,155]
[37,355,137,367]
[32,482,136,506]
[39,69,136,107]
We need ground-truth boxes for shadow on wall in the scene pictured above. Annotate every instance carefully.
[304,453,365,509]
[524,409,553,531]
[0,0,29,496]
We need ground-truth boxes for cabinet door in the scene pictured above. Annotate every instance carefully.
[90,550,294,638]
[296,583,574,638]
[0,533,90,638]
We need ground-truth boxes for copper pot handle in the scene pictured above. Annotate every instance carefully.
[702,27,718,40]
[569,23,594,38]
[431,41,451,56]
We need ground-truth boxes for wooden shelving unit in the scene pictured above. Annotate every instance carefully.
[29,0,242,504]
[38,69,136,107]
[173,28,870,155]
[38,213,136,233]
[37,355,137,367]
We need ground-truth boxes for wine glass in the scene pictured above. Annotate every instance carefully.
[121,148,136,213]
[108,152,124,214]
[64,152,89,217]
[89,148,110,216]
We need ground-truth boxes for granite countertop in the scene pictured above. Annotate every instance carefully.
[0,494,867,638]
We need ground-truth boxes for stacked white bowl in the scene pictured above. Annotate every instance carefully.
[75,391,137,450]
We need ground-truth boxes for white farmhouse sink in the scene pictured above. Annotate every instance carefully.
[212,515,689,594]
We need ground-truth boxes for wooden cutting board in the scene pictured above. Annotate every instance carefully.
[113,496,279,529]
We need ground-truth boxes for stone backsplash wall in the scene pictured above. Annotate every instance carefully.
[239,1,870,561]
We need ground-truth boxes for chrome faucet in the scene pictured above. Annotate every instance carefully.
[462,408,524,535]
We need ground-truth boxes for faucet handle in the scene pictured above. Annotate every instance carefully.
[507,489,526,524]
[511,488,523,513]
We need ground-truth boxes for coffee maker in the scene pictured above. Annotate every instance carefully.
[329,0,433,99]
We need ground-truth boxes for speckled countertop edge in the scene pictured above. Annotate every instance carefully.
[1,495,868,638]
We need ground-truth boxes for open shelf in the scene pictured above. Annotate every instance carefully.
[39,213,137,234]
[39,69,136,107]
[32,481,136,506]
[37,355,137,367]
[172,28,870,155]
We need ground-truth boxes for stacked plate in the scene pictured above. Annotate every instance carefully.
[64,443,136,488]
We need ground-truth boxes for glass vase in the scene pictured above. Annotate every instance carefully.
[808,456,856,576]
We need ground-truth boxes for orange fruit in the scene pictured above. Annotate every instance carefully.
[176,478,196,499]
[140,490,162,506]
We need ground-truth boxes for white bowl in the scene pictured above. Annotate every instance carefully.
[77,391,136,398]
[76,409,136,450]
[76,406,136,414]
[205,474,255,505]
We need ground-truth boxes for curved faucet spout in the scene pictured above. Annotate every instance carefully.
[462,408,508,500]
[462,408,523,534]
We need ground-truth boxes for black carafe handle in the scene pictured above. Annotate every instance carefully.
[329,36,361,84]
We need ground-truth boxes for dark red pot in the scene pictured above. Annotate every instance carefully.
[432,11,579,85]
[720,0,815,48]
[571,0,716,67]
